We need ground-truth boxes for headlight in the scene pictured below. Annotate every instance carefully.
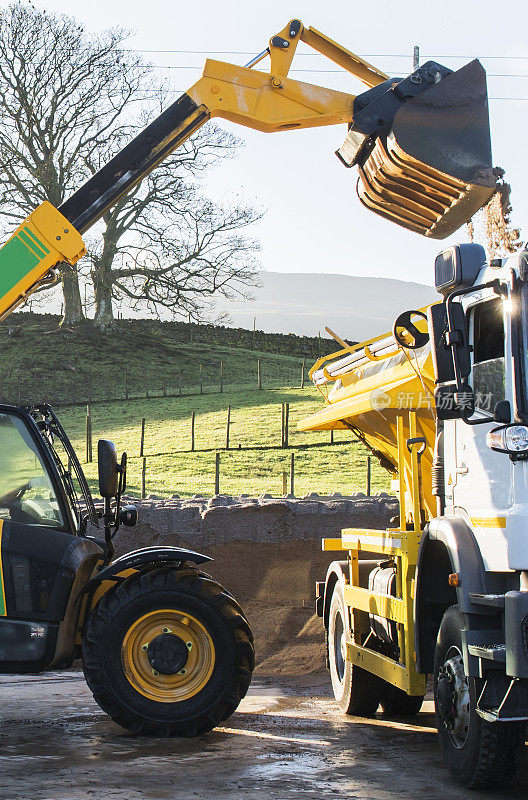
[487,425,528,455]
[505,426,528,451]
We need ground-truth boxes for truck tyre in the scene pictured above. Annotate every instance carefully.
[367,636,424,717]
[380,684,424,717]
[82,567,254,736]
[434,605,525,789]
[328,580,381,716]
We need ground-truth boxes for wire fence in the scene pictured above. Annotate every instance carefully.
[74,399,392,500]
[2,357,313,409]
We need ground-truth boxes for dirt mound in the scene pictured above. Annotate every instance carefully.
[113,495,397,677]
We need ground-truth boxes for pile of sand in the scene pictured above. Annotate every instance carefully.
[114,495,397,677]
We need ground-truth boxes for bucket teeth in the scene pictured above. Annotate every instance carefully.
[356,134,495,239]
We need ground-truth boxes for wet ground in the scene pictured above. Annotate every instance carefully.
[1,671,527,799]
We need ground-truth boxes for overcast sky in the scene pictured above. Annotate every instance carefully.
[12,0,528,287]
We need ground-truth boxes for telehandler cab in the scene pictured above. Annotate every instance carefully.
[0,404,254,735]
[0,19,497,737]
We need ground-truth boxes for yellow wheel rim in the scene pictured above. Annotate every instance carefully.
[121,609,215,703]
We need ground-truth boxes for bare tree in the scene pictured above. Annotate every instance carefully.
[0,3,152,323]
[0,4,260,328]
[83,117,261,328]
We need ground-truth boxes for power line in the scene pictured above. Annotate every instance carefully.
[140,64,528,78]
[142,88,528,100]
[121,49,528,60]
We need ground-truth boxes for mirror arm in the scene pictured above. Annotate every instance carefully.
[102,496,115,560]
[112,453,127,539]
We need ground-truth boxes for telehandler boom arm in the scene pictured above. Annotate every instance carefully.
[0,19,496,322]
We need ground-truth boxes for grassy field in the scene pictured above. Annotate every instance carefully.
[0,312,390,498]
[59,386,392,498]
[0,313,337,406]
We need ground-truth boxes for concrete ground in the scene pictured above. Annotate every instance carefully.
[1,671,527,800]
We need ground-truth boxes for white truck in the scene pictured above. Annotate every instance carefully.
[303,242,528,788]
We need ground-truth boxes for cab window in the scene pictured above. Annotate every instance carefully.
[471,298,505,412]
[0,413,65,528]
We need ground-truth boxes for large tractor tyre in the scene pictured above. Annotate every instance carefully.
[82,567,254,737]
[434,605,525,789]
[327,580,381,716]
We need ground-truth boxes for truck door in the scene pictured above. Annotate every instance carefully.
[451,296,512,569]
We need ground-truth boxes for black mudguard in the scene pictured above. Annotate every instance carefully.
[82,545,212,595]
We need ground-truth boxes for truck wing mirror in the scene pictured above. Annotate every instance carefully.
[427,302,471,384]
[98,439,119,498]
[428,302,474,421]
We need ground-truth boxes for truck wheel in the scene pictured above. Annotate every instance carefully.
[367,636,425,717]
[380,684,424,716]
[82,567,254,736]
[434,605,525,789]
[328,580,381,716]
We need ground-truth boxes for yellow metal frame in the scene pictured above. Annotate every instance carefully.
[323,411,426,696]
[0,201,85,321]
[186,20,387,135]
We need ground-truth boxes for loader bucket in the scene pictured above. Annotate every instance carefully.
[341,60,496,239]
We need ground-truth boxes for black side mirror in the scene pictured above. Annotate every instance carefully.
[428,302,471,384]
[98,439,119,498]
[434,383,475,421]
[494,400,511,424]
[119,504,137,527]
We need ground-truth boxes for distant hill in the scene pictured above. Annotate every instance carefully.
[217,271,438,341]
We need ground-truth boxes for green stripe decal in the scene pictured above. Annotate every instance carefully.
[18,229,46,258]
[0,232,47,298]
[21,227,50,255]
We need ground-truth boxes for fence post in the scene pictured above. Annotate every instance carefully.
[301,358,306,389]
[215,452,220,495]
[282,471,288,496]
[125,368,128,400]
[191,411,195,452]
[281,403,284,447]
[281,403,289,448]
[199,364,203,395]
[330,429,334,445]
[290,452,295,496]
[86,405,92,464]
[141,457,146,499]
[140,417,145,457]
[220,361,223,393]
[257,359,262,390]
[226,405,231,450]
[366,456,371,497]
